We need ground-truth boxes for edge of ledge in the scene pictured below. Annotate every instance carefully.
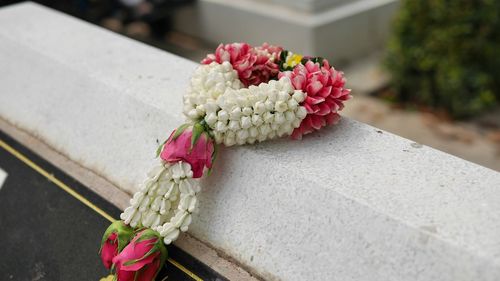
[0,117,262,281]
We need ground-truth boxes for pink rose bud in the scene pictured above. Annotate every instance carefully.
[99,221,134,269]
[112,229,167,281]
[159,123,216,178]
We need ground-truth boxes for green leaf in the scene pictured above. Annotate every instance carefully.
[280,50,288,61]
[172,124,191,141]
[100,221,134,254]
[155,139,168,158]
[207,143,218,176]
[211,143,218,165]
[190,123,205,151]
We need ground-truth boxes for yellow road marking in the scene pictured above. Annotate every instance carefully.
[0,139,203,281]
[0,139,115,222]
[168,258,204,281]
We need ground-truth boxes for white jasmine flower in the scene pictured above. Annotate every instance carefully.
[184,62,243,122]
[120,161,201,244]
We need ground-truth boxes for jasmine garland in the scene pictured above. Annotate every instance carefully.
[99,42,351,281]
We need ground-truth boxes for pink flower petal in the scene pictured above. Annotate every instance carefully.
[136,258,161,281]
[306,80,323,96]
[283,58,350,139]
[160,125,215,179]
[292,75,306,90]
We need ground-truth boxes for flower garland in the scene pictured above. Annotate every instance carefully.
[99,42,351,280]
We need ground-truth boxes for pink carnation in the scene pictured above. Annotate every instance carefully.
[201,42,281,87]
[254,42,283,59]
[279,60,351,139]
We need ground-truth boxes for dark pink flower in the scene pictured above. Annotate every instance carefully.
[100,232,118,269]
[112,229,167,281]
[279,60,351,139]
[201,42,282,87]
[99,221,134,270]
[160,124,215,178]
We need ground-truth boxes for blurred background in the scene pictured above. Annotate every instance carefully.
[1,0,498,171]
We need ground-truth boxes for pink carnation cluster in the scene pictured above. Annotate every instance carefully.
[201,42,282,87]
[279,60,351,139]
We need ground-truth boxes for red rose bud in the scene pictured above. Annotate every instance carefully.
[160,123,215,178]
[112,229,167,281]
[99,221,134,269]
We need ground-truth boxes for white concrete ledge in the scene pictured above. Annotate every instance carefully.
[1,3,500,281]
[173,0,399,64]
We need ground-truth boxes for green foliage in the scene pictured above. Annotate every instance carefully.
[385,0,500,118]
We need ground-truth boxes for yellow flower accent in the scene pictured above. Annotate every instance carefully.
[99,274,115,281]
[286,53,303,68]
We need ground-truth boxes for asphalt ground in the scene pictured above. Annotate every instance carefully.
[0,131,226,281]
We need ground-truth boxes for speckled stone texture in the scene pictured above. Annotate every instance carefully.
[1,3,500,281]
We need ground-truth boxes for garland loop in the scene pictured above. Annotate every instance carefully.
[99,42,352,280]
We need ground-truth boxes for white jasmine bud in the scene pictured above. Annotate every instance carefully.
[204,112,217,126]
[251,114,264,126]
[221,61,232,71]
[267,89,278,102]
[181,162,192,177]
[249,127,259,138]
[259,124,271,135]
[278,123,293,137]
[277,92,289,102]
[293,90,305,103]
[242,107,253,116]
[217,110,229,121]
[292,118,302,128]
[160,199,171,215]
[287,98,298,110]
[163,229,180,245]
[274,112,286,124]
[141,210,156,227]
[240,116,252,129]
[263,112,274,123]
[296,106,307,119]
[121,206,135,223]
[230,107,242,120]
[204,102,218,114]
[187,195,198,212]
[188,109,199,119]
[225,130,235,139]
[129,211,142,227]
[264,100,274,111]
[151,196,162,211]
[254,101,266,114]
[236,129,249,142]
[228,120,241,131]
[215,121,227,132]
[275,101,288,113]
[195,104,205,116]
[224,134,236,146]
[180,214,192,232]
[285,111,295,122]
[281,77,293,92]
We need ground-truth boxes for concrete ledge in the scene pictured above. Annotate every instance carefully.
[1,3,500,281]
[173,0,399,65]
[0,118,258,281]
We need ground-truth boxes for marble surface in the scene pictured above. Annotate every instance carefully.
[1,3,499,280]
